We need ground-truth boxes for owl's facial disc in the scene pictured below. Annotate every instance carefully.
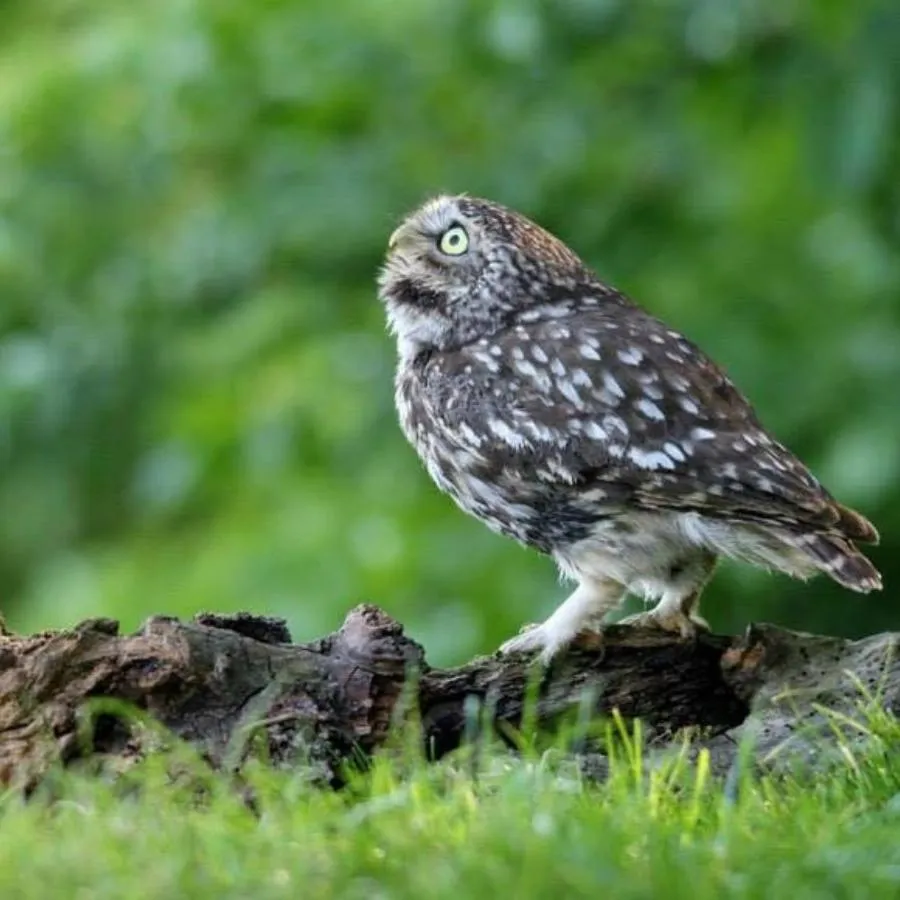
[378,196,488,356]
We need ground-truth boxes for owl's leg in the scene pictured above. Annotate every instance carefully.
[498,576,626,663]
[620,553,717,639]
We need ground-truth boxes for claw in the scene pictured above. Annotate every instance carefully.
[499,622,605,664]
[619,609,710,640]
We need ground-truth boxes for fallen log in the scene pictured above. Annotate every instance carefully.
[0,605,896,789]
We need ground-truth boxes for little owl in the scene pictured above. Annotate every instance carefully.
[377,194,881,662]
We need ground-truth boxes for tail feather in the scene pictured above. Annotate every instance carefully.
[833,502,880,545]
[797,532,882,593]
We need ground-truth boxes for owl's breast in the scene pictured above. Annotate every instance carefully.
[394,363,539,543]
[393,363,609,553]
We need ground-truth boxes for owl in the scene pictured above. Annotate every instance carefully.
[377,194,881,662]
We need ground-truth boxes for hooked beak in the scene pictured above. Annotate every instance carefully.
[388,224,405,251]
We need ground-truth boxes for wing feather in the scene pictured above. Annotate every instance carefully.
[420,305,876,543]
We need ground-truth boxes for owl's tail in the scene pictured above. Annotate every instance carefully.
[832,501,880,545]
[796,532,882,593]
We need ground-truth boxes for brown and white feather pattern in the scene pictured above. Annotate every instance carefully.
[396,302,880,591]
[380,194,881,658]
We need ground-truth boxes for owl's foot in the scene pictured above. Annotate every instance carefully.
[498,580,623,663]
[498,620,605,664]
[618,607,710,640]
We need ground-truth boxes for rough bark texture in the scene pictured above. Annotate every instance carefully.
[0,606,897,789]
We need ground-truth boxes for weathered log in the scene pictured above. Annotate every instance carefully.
[0,605,896,789]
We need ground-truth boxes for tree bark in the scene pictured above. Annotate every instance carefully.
[0,606,896,789]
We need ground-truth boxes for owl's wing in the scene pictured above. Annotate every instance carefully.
[428,308,876,543]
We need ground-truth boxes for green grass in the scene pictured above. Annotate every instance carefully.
[1,711,899,899]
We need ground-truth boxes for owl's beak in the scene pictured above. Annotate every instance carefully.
[388,225,403,250]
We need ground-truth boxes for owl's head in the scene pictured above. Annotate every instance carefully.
[378,195,591,357]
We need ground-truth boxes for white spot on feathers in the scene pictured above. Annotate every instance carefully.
[458,423,484,447]
[602,372,625,399]
[557,380,583,407]
[471,350,500,373]
[514,359,553,392]
[487,418,527,450]
[628,448,676,470]
[521,420,560,443]
[667,374,692,392]
[602,414,630,437]
[617,347,643,366]
[636,398,665,421]
[539,458,578,482]
[720,462,739,479]
[663,441,687,462]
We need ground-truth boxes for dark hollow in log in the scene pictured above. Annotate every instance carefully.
[0,605,897,789]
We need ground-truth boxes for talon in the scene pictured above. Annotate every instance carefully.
[498,627,548,658]
[619,610,710,640]
[690,612,710,633]
[498,580,623,664]
[497,622,543,656]
[499,622,607,664]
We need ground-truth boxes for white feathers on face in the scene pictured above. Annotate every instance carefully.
[378,196,486,358]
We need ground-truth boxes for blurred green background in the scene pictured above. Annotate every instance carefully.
[1,0,898,664]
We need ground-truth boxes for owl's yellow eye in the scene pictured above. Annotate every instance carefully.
[438,225,469,256]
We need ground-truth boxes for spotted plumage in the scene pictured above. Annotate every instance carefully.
[378,195,881,661]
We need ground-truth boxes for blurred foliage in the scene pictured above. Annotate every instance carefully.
[0,0,899,663]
